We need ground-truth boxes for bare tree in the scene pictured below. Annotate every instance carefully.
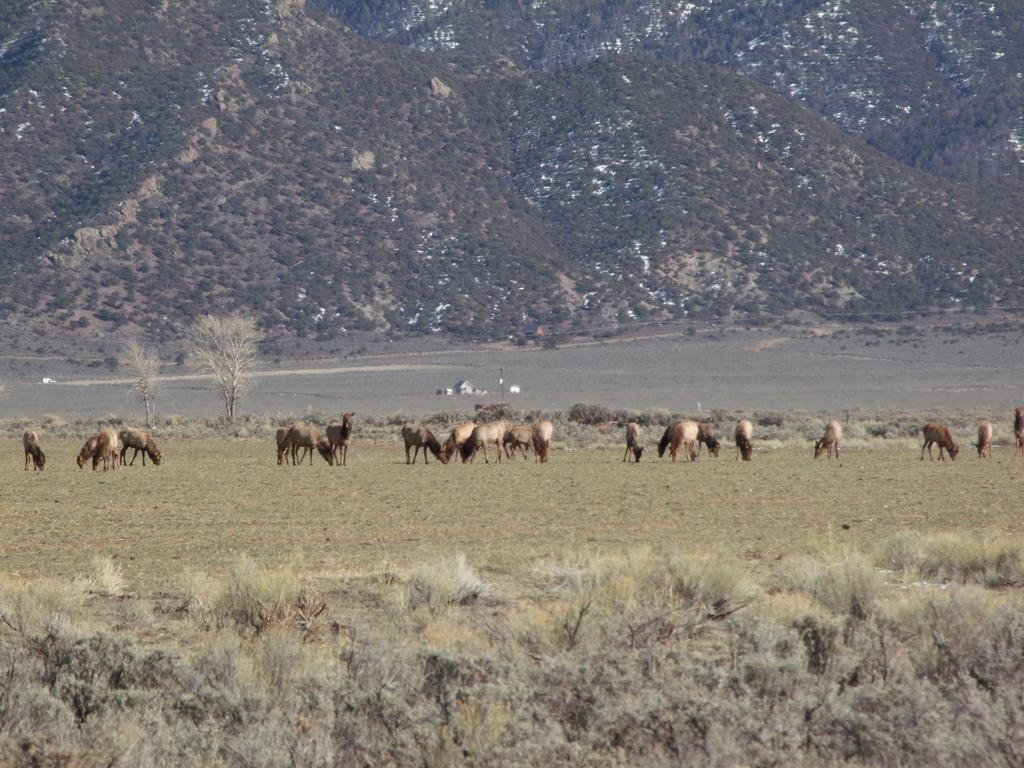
[186,313,260,421]
[122,339,160,427]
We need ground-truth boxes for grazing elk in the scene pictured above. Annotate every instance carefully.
[326,413,354,466]
[503,425,534,460]
[658,420,699,462]
[443,422,477,463]
[22,430,45,471]
[921,422,959,461]
[118,427,162,466]
[402,424,448,465]
[696,422,720,458]
[814,420,843,460]
[77,428,120,471]
[460,421,510,464]
[1015,407,1024,457]
[623,422,644,462]
[975,420,993,459]
[287,423,333,465]
[532,419,554,463]
[276,427,293,465]
[735,419,754,461]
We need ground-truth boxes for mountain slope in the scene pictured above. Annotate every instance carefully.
[319,0,1024,186]
[0,0,1021,345]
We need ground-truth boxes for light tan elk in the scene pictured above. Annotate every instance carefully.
[921,422,959,461]
[974,420,993,459]
[402,424,448,465]
[22,430,45,471]
[623,422,644,462]
[814,420,843,460]
[326,413,354,466]
[503,425,534,460]
[287,423,333,465]
[658,420,699,462]
[443,422,477,463]
[118,427,162,466]
[461,421,510,464]
[532,420,554,463]
[735,419,754,461]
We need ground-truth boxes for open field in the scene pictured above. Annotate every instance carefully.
[5,437,1024,765]
[4,439,1023,588]
[3,326,1024,420]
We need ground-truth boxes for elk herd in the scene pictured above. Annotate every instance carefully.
[16,407,1024,472]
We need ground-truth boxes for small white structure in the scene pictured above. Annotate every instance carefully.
[41,377,57,384]
[509,385,521,395]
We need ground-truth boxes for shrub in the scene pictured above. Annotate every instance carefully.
[88,556,125,597]
[406,553,487,612]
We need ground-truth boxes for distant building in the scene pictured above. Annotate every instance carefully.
[454,380,475,395]
[524,323,545,338]
[509,385,521,395]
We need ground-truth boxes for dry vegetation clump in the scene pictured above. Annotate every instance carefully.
[4,543,1024,766]
[875,532,1024,587]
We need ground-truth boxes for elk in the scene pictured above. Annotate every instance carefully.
[1015,407,1024,457]
[658,420,699,462]
[118,427,162,466]
[975,420,993,459]
[696,422,719,457]
[623,422,644,462]
[503,425,534,460]
[402,424,447,465]
[326,413,354,466]
[735,419,754,461]
[287,423,333,465]
[77,428,120,471]
[443,422,477,463]
[22,430,45,471]
[276,427,292,465]
[532,419,554,463]
[814,420,843,460]
[460,421,510,464]
[921,422,959,461]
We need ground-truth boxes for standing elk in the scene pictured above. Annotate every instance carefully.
[814,420,843,460]
[326,413,355,466]
[658,420,699,462]
[22,430,45,471]
[1015,407,1024,457]
[921,422,959,461]
[975,420,993,459]
[460,421,510,464]
[623,422,644,462]
[118,427,162,466]
[532,419,554,463]
[735,419,754,461]
[443,422,477,463]
[402,424,448,465]
[503,425,534,460]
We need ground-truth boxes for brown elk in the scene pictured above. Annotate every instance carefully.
[276,427,293,465]
[623,422,644,462]
[118,427,162,466]
[921,422,959,461]
[532,420,554,463]
[326,413,354,466]
[814,420,843,460]
[77,428,120,471]
[975,420,993,459]
[503,425,534,460]
[658,420,699,462]
[287,423,333,465]
[1015,407,1024,457]
[696,422,720,457]
[443,422,477,463]
[22,430,45,471]
[402,424,448,465]
[461,421,510,464]
[735,419,753,461]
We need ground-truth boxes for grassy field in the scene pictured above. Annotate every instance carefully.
[4,438,1022,589]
